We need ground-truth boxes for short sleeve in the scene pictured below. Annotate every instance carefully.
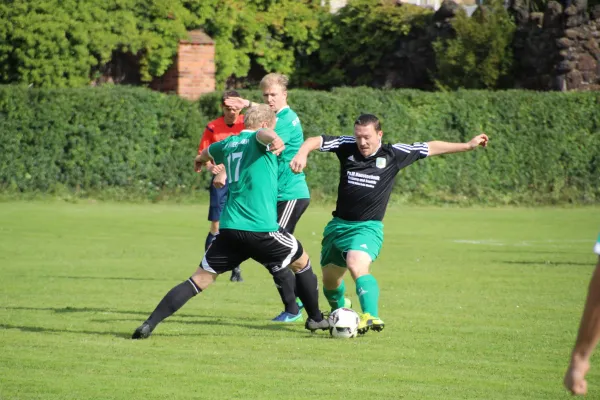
[391,142,429,169]
[208,139,227,165]
[197,125,214,154]
[320,135,356,154]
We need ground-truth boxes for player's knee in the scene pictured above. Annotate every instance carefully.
[345,251,371,280]
[289,250,308,272]
[322,264,345,289]
[192,267,217,290]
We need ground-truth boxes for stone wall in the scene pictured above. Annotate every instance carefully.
[511,0,600,90]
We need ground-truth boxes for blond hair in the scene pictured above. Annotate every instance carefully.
[244,104,276,130]
[259,73,289,91]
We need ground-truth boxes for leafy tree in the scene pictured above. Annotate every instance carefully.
[304,0,433,88]
[0,0,327,88]
[432,0,516,89]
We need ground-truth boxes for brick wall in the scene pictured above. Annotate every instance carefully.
[151,30,216,100]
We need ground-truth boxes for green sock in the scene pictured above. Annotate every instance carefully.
[323,281,346,311]
[356,274,380,317]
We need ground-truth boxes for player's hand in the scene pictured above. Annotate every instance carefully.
[267,137,285,156]
[194,155,204,172]
[290,153,308,173]
[564,359,589,395]
[467,133,489,150]
[211,163,225,175]
[223,97,249,110]
[213,171,227,189]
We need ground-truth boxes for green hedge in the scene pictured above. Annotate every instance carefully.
[200,87,600,205]
[1,86,599,205]
[0,85,209,200]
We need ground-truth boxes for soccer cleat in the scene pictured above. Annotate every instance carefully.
[305,315,331,332]
[356,313,385,335]
[230,266,243,282]
[369,316,385,332]
[131,322,154,340]
[272,311,304,323]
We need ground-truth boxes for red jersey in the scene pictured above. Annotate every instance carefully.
[197,115,245,155]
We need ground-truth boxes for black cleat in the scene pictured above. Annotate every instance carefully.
[131,322,154,339]
[305,315,331,333]
[230,266,243,282]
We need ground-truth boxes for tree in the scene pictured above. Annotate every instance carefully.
[432,0,516,89]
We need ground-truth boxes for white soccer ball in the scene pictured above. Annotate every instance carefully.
[329,307,359,339]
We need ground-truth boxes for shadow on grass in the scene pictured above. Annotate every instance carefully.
[2,306,205,319]
[501,260,592,267]
[0,323,133,339]
[0,316,310,339]
[92,317,302,333]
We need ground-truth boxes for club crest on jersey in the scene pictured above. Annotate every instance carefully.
[376,157,386,169]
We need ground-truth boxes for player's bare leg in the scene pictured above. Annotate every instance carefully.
[564,257,600,395]
[132,268,217,339]
[322,264,351,310]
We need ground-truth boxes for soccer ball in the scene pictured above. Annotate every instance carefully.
[329,307,359,338]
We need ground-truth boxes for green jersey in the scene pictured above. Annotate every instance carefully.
[275,106,310,201]
[208,129,279,232]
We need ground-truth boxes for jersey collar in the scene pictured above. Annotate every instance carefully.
[276,105,290,115]
[365,141,382,158]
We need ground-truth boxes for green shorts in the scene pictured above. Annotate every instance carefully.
[595,232,600,256]
[320,217,384,267]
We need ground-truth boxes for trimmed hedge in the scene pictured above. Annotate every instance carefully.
[0,86,209,200]
[2,86,599,204]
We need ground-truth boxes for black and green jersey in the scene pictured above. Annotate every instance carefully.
[320,135,429,221]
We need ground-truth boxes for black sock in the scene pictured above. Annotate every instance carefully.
[294,259,322,322]
[272,268,299,314]
[146,278,202,328]
[205,232,216,251]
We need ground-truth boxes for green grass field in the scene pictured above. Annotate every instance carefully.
[1,201,599,399]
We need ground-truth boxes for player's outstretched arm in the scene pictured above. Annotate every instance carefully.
[427,133,489,157]
[564,257,600,396]
[289,136,323,173]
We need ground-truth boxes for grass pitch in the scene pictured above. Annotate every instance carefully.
[1,201,599,399]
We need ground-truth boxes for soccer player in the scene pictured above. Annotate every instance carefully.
[289,113,489,334]
[564,233,600,395]
[224,73,311,323]
[197,90,245,282]
[131,104,329,340]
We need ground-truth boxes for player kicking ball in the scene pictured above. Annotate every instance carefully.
[290,113,488,335]
[132,105,330,339]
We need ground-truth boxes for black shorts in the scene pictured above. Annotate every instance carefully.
[277,199,310,234]
[207,177,228,222]
[200,228,304,275]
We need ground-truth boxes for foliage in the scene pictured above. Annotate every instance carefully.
[0,85,208,199]
[305,0,433,88]
[432,0,516,90]
[2,86,599,205]
[0,0,327,88]
[0,0,196,87]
